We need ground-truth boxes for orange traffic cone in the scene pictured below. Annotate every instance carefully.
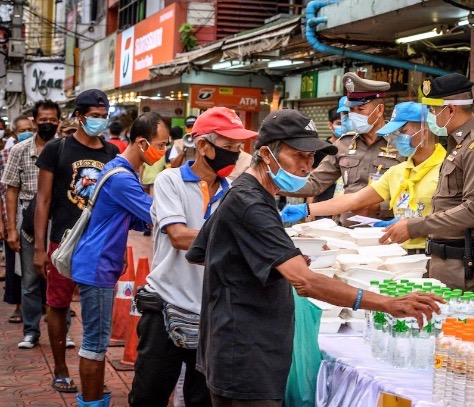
[109,246,135,347]
[111,257,150,371]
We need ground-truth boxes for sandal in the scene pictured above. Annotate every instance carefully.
[8,310,22,324]
[51,377,78,393]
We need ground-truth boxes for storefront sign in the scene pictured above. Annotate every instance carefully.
[190,85,261,112]
[80,34,116,91]
[138,99,185,118]
[317,68,344,98]
[301,71,318,99]
[371,65,408,92]
[115,3,185,87]
[24,62,66,105]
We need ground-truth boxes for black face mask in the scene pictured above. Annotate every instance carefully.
[204,139,240,177]
[37,123,58,141]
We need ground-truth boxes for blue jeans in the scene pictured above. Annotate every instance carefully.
[20,233,44,338]
[78,283,114,361]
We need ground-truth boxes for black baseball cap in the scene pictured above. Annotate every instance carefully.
[185,115,197,128]
[256,109,338,155]
[76,89,110,110]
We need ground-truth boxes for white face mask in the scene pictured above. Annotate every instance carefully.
[0,130,5,138]
[348,105,380,134]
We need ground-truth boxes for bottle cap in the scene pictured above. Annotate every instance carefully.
[423,282,433,286]
[400,279,409,284]
[463,332,474,342]
[370,280,380,286]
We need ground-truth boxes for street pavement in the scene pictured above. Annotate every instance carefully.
[0,230,156,406]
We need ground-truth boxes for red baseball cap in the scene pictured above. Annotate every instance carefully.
[191,107,258,140]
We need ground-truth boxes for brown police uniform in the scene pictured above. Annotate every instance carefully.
[289,72,403,226]
[407,73,474,290]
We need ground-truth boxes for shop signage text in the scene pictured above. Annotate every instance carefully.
[190,85,261,112]
[301,71,318,99]
[24,62,66,105]
[115,3,185,87]
[371,65,408,92]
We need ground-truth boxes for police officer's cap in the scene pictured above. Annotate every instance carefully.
[343,72,390,108]
[422,73,474,99]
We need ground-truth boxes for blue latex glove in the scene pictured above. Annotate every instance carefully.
[280,203,308,223]
[373,218,399,228]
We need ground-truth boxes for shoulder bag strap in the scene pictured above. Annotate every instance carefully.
[87,167,131,209]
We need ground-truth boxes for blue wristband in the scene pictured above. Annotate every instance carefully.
[352,288,364,311]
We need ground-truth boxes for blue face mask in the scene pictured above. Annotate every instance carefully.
[266,149,310,192]
[395,130,422,157]
[17,131,34,142]
[426,108,451,138]
[81,117,108,137]
[333,125,343,138]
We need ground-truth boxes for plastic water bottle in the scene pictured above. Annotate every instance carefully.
[411,317,434,369]
[382,290,397,364]
[434,293,452,336]
[452,331,474,406]
[433,323,456,403]
[445,325,464,405]
[456,295,471,321]
[363,281,380,344]
[371,311,386,358]
[390,291,411,369]
[465,332,474,405]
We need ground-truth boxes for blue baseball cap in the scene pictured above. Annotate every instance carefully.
[376,102,427,136]
[336,96,350,113]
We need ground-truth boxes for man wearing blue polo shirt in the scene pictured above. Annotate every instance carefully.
[71,113,167,407]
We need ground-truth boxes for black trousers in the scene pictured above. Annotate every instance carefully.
[128,295,211,407]
[3,241,21,305]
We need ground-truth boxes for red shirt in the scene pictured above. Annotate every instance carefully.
[108,138,128,153]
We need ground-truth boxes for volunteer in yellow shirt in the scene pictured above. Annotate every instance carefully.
[281,102,446,253]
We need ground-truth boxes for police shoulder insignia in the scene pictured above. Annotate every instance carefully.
[468,141,474,150]
[422,80,431,96]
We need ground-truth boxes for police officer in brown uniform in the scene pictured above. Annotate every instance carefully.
[381,73,474,290]
[285,72,403,226]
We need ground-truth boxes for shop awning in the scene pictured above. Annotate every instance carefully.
[149,40,224,77]
[149,16,301,77]
[221,15,301,60]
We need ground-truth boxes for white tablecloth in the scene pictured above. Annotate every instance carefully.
[317,331,445,407]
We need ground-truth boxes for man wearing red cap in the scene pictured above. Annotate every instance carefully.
[129,107,257,407]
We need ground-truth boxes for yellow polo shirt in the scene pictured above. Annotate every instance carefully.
[372,144,446,249]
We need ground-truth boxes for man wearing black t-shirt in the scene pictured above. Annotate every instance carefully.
[186,109,443,406]
[34,90,118,394]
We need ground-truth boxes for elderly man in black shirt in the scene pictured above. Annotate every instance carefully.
[186,109,442,406]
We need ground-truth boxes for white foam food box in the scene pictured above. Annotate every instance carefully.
[381,254,430,272]
[310,249,339,268]
[337,254,384,272]
[358,244,407,259]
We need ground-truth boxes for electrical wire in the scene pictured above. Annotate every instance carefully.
[23,7,97,43]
